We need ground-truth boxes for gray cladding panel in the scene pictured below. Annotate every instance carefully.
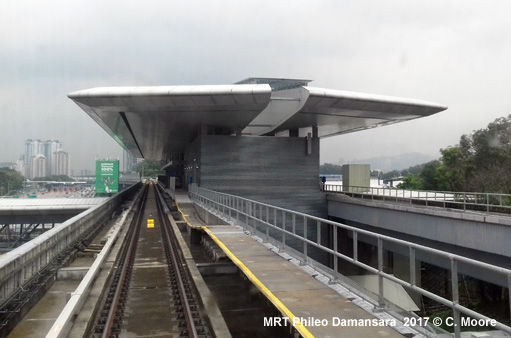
[197,135,326,217]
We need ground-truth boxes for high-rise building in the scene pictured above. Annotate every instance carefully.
[24,139,44,177]
[43,140,62,176]
[24,139,43,166]
[21,139,69,178]
[52,149,71,176]
[30,154,47,179]
[15,156,26,177]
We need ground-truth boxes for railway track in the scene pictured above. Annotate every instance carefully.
[92,183,212,337]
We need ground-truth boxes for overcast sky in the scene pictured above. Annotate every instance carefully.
[2,1,511,172]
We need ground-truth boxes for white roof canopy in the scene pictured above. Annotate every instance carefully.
[68,78,447,160]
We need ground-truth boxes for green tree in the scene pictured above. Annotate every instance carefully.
[420,160,450,191]
[438,147,470,191]
[32,175,75,182]
[319,163,343,175]
[382,170,401,180]
[397,173,423,190]
[467,116,511,193]
[136,160,164,178]
[0,169,24,195]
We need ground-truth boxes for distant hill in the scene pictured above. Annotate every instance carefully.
[340,153,436,172]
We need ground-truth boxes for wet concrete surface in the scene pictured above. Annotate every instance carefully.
[175,202,291,338]
[7,281,79,338]
[7,205,121,337]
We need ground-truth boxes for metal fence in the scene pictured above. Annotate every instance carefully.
[324,184,511,213]
[190,185,511,338]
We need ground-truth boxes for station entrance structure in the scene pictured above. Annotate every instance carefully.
[68,77,447,216]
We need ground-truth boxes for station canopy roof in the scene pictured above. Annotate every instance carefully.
[68,77,447,161]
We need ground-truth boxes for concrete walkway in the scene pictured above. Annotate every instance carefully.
[175,190,409,338]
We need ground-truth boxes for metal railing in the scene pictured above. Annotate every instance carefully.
[324,184,511,213]
[190,185,511,338]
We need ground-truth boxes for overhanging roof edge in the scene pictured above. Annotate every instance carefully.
[67,84,272,99]
[306,87,448,112]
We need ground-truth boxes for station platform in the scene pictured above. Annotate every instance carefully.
[174,190,411,338]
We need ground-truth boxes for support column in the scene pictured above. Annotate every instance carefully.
[312,126,318,138]
[307,132,312,155]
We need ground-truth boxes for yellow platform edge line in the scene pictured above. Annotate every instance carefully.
[174,202,314,338]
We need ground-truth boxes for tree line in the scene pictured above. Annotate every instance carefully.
[398,114,511,193]
[0,169,24,195]
[321,115,511,194]
[319,163,381,177]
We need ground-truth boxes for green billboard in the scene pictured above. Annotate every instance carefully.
[96,161,119,194]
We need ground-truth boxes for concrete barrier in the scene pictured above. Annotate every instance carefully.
[0,183,139,307]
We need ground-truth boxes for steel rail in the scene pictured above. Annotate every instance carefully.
[101,186,147,337]
[93,185,148,337]
[95,184,208,337]
[154,185,201,338]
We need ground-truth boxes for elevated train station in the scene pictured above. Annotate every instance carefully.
[67,77,446,216]
[2,78,511,338]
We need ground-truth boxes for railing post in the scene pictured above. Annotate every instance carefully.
[245,201,249,231]
[251,202,255,232]
[316,220,321,246]
[236,197,239,222]
[331,225,339,283]
[301,216,308,265]
[451,258,461,338]
[376,237,385,311]
[228,195,231,219]
[353,231,358,262]
[409,247,416,287]
[281,210,286,251]
[265,207,270,242]
[216,192,219,213]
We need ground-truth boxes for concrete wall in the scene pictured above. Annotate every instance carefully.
[327,193,511,286]
[191,135,326,217]
[0,183,140,306]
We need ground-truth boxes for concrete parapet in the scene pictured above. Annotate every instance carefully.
[327,193,511,284]
[0,183,140,309]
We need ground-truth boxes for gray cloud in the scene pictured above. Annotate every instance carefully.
[2,0,511,171]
